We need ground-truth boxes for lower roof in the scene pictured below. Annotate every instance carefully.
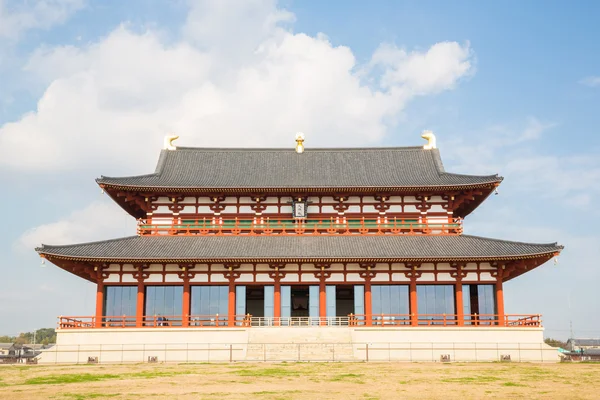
[36,234,563,263]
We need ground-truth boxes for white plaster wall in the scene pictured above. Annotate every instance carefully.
[104,274,119,283]
[346,273,361,282]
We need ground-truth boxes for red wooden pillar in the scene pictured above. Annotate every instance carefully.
[409,280,418,326]
[455,281,464,326]
[496,276,505,326]
[364,280,372,326]
[182,281,190,327]
[319,280,326,325]
[274,281,281,325]
[95,282,104,328]
[228,281,236,327]
[136,283,144,328]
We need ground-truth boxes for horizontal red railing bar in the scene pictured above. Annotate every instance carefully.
[137,217,463,236]
[57,315,252,329]
[57,313,540,329]
[349,314,541,327]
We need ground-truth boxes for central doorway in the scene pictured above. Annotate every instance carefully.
[290,286,309,317]
[245,286,265,317]
[335,285,355,317]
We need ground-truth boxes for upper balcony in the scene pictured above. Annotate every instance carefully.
[137,216,463,236]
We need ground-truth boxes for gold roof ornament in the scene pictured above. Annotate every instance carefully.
[421,130,436,150]
[295,132,305,154]
[164,135,179,151]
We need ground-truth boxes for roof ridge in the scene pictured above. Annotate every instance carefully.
[440,172,503,180]
[174,146,426,152]
[97,173,159,182]
[36,235,139,251]
[461,234,562,248]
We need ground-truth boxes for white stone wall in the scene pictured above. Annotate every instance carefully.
[38,326,558,364]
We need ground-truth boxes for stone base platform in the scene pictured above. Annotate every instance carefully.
[38,327,558,364]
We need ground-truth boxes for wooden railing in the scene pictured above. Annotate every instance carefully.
[57,314,541,329]
[57,315,251,329]
[137,217,463,236]
[349,314,542,327]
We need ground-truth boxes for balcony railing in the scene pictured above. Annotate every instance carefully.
[137,217,463,236]
[349,314,542,327]
[57,314,541,329]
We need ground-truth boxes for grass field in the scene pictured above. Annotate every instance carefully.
[1,362,598,399]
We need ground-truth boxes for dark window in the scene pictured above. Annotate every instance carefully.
[417,285,455,320]
[104,286,136,317]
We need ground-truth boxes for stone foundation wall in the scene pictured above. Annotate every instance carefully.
[38,327,558,364]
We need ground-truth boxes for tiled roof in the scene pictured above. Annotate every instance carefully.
[96,147,502,189]
[568,339,600,347]
[37,235,562,262]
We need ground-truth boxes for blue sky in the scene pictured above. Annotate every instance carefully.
[0,0,598,339]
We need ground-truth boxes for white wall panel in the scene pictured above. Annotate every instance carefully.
[371,273,390,282]
[121,275,137,283]
[345,273,361,282]
[346,263,360,271]
[164,274,182,283]
[122,264,136,272]
[479,272,495,282]
[144,274,162,283]
[255,273,273,283]
[418,273,435,281]
[391,273,410,282]
[464,272,478,281]
[189,274,209,283]
[236,274,254,283]
[329,273,344,281]
[280,206,293,214]
[104,274,119,283]
[436,273,453,282]
[211,274,227,283]
[301,274,319,283]
[281,273,299,282]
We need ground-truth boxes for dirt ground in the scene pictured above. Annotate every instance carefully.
[0,362,598,400]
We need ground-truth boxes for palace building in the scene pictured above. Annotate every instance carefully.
[36,132,563,363]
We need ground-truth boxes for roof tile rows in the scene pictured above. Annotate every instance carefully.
[96,147,502,189]
[37,234,562,261]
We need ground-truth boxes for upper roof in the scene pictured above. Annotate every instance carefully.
[37,234,561,263]
[567,339,600,346]
[96,146,502,190]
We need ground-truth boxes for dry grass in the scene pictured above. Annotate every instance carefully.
[0,362,598,399]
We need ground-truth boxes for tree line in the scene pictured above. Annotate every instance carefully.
[0,328,56,346]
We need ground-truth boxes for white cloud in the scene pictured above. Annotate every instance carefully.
[17,200,136,250]
[371,41,473,95]
[580,76,600,87]
[0,1,474,173]
[443,117,600,207]
[0,0,84,40]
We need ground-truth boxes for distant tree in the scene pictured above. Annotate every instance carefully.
[0,335,15,343]
[545,338,567,348]
[34,328,56,344]
[15,334,28,345]
[0,329,56,345]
